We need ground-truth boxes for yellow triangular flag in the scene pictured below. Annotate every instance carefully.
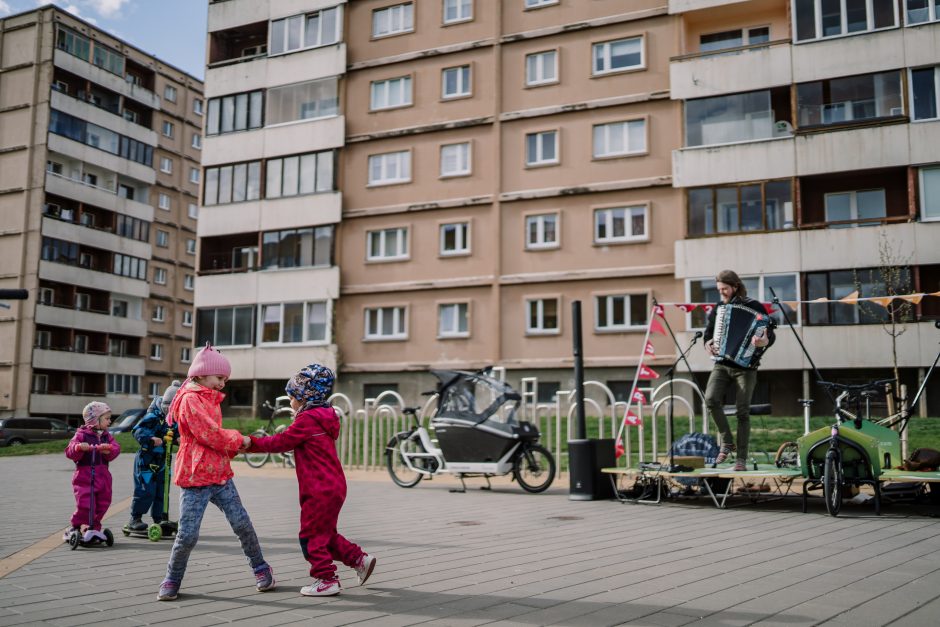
[899,294,924,304]
[869,296,892,308]
[783,301,798,310]
[839,290,860,303]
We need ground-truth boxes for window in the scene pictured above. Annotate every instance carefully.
[164,85,177,102]
[262,225,334,268]
[113,253,148,280]
[265,150,335,198]
[824,189,886,226]
[35,330,51,349]
[194,99,203,115]
[181,347,191,362]
[594,206,648,244]
[700,26,770,53]
[190,168,200,184]
[56,26,90,61]
[184,274,195,291]
[75,292,90,311]
[525,0,558,7]
[440,142,471,177]
[162,121,174,138]
[204,160,263,205]
[364,306,407,339]
[593,120,646,157]
[158,193,171,210]
[111,300,128,317]
[186,239,196,255]
[192,134,202,149]
[152,305,166,322]
[685,89,783,147]
[908,0,940,23]
[109,338,127,356]
[373,3,414,38]
[149,382,161,398]
[32,373,49,393]
[688,180,793,236]
[154,267,167,285]
[196,305,255,346]
[206,90,264,135]
[595,294,648,331]
[794,0,897,42]
[688,273,798,327]
[107,374,140,394]
[150,343,163,360]
[156,230,169,247]
[797,71,903,127]
[526,51,557,86]
[526,298,559,334]
[160,157,173,173]
[92,42,124,76]
[48,110,153,166]
[370,76,412,110]
[439,303,469,337]
[183,310,193,327]
[270,6,341,55]
[440,222,470,255]
[526,213,558,249]
[442,65,471,99]
[260,301,329,344]
[188,203,199,219]
[443,0,472,23]
[266,78,339,125]
[368,150,411,185]
[912,66,940,121]
[115,214,149,242]
[39,288,54,305]
[367,227,409,260]
[807,268,908,325]
[921,166,940,221]
[592,36,643,75]
[41,237,78,265]
[525,130,558,166]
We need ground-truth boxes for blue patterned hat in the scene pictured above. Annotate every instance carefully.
[285,364,335,411]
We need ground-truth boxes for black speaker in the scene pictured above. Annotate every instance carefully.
[568,438,616,501]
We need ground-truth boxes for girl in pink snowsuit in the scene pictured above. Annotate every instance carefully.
[248,364,375,597]
[65,402,121,534]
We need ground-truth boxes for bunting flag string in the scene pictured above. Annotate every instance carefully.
[637,364,660,380]
[651,292,939,312]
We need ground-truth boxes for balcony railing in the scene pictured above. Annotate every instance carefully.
[670,38,791,63]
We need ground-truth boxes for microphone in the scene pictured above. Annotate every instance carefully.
[694,331,704,339]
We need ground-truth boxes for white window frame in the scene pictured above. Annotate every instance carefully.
[594,293,647,332]
[186,238,196,255]
[525,0,559,8]
[372,3,414,38]
[906,0,940,25]
[370,76,413,111]
[182,310,193,327]
[150,343,163,361]
[910,65,940,122]
[184,274,195,291]
[364,305,408,340]
[192,133,202,149]
[33,373,49,392]
[35,330,51,348]
[154,267,167,285]
[164,85,177,102]
[152,305,165,322]
[194,99,203,115]
[593,119,647,158]
[442,0,473,24]
[699,25,771,52]
[188,203,199,219]
[686,273,801,328]
[158,193,170,210]
[39,287,54,305]
[368,150,412,186]
[367,227,409,261]
[111,299,128,317]
[592,36,644,76]
[438,302,470,338]
[159,157,173,174]
[259,301,331,345]
[149,382,161,398]
[441,65,471,99]
[525,130,559,166]
[920,166,940,222]
[526,50,558,86]
[593,205,649,244]
[440,142,471,177]
[269,6,342,56]
[525,297,560,335]
[156,230,169,248]
[162,121,174,138]
[181,347,192,363]
[525,213,559,250]
[190,168,200,184]
[824,188,887,225]
[793,0,900,42]
[440,222,470,256]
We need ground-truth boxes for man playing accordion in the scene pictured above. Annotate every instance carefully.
[703,270,775,471]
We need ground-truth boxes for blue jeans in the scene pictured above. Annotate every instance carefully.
[165,480,267,584]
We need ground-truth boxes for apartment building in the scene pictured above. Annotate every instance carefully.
[337,0,685,405]
[0,7,202,422]
[669,0,940,415]
[198,0,344,411]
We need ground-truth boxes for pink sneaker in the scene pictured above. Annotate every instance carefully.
[300,578,341,597]
[355,554,376,586]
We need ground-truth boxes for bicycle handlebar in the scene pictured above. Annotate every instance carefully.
[817,378,894,394]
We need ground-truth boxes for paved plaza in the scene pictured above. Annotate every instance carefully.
[2,454,940,626]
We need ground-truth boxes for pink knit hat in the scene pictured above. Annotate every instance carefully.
[82,401,111,427]
[187,342,231,379]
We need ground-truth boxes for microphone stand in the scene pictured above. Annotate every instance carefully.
[665,331,703,472]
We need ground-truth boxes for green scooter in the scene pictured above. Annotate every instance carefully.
[148,428,178,541]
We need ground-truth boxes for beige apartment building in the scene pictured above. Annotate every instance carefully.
[337,0,686,405]
[0,6,202,422]
[668,0,940,415]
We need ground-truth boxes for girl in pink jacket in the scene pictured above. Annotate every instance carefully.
[64,402,120,537]
[249,364,376,597]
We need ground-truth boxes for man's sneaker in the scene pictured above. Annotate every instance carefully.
[127,518,147,532]
[355,554,376,586]
[715,444,736,465]
[733,459,747,471]
[157,580,180,601]
[300,578,341,597]
[254,565,276,592]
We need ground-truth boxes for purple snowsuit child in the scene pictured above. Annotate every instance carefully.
[65,402,121,531]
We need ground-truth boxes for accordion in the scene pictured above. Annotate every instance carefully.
[711,303,772,368]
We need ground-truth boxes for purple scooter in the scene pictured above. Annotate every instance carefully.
[66,443,114,549]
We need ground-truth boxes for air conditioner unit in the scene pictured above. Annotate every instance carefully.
[241,44,267,57]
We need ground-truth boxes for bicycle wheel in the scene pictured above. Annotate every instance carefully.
[386,433,424,488]
[243,429,270,468]
[273,423,295,468]
[823,447,843,517]
[513,443,556,493]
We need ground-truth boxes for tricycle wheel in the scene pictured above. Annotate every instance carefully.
[69,531,80,550]
[147,524,162,542]
[104,528,114,546]
[513,444,556,493]
[823,448,843,517]
[386,433,424,488]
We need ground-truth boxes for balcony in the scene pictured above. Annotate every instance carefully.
[673,136,795,187]
[35,303,147,337]
[670,40,791,100]
[33,347,146,375]
[222,345,337,381]
[202,115,344,166]
[47,134,156,186]
[795,123,909,177]
[30,392,143,416]
[195,265,339,308]
[668,0,751,12]
[39,260,149,299]
[197,192,342,238]
[204,43,346,98]
[792,28,905,84]
[41,216,151,260]
[51,90,157,147]
[53,49,159,110]
[208,0,271,32]
[45,173,153,222]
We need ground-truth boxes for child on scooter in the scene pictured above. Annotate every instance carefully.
[157,343,274,601]
[64,402,121,538]
[247,364,376,597]
[127,380,181,533]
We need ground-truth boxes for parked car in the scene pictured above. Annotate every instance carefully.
[0,417,74,446]
[107,408,147,435]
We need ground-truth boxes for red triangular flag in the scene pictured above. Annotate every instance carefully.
[638,365,660,380]
[623,411,642,426]
[649,317,667,336]
[632,389,648,404]
[615,440,625,459]
[653,304,665,317]
[762,302,776,315]
[701,304,715,314]
[676,303,697,313]
[644,341,656,357]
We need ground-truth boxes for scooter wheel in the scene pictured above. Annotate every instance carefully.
[69,531,80,550]
[122,527,131,536]
[104,529,114,547]
[147,524,162,542]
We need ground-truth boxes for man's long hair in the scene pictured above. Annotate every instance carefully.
[716,269,746,297]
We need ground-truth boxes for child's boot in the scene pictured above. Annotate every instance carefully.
[127,517,147,532]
